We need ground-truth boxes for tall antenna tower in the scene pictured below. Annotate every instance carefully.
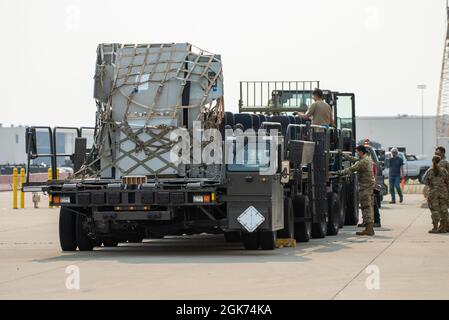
[437,0,449,147]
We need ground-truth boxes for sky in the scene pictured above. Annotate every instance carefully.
[0,0,447,127]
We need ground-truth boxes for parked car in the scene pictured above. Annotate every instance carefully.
[383,152,431,183]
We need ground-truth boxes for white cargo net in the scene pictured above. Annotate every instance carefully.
[77,43,225,178]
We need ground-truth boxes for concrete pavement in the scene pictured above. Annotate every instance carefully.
[0,191,448,300]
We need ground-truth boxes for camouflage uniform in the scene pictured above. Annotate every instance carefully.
[439,157,449,205]
[439,157,449,172]
[340,155,375,224]
[423,167,449,224]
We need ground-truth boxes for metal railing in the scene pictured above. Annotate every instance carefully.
[239,81,320,113]
[23,126,95,192]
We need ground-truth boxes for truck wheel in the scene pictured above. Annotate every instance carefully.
[338,190,346,229]
[293,195,312,242]
[75,214,94,251]
[103,237,119,247]
[127,235,144,243]
[312,200,328,239]
[224,231,242,243]
[242,232,259,250]
[259,231,277,250]
[312,221,327,239]
[327,192,340,236]
[277,198,294,239]
[345,177,359,226]
[59,208,77,251]
[92,239,103,247]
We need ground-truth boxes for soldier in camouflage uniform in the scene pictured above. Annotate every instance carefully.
[338,145,376,236]
[435,147,449,171]
[422,147,449,203]
[435,147,449,228]
[423,155,449,233]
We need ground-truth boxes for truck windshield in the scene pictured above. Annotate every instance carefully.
[270,91,313,111]
[227,142,273,172]
[336,95,354,130]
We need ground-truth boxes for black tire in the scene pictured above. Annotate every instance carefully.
[59,207,77,251]
[127,235,144,243]
[75,214,94,251]
[224,231,242,243]
[345,176,360,226]
[327,192,340,236]
[103,237,119,247]
[92,239,103,247]
[338,189,346,228]
[277,198,294,239]
[312,197,328,239]
[259,231,277,250]
[312,221,327,239]
[293,195,312,242]
[149,233,164,239]
[242,232,259,250]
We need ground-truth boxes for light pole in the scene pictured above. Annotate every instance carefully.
[417,84,426,156]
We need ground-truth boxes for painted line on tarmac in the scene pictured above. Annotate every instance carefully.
[331,210,424,300]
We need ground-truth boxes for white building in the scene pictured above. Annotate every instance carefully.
[356,115,437,158]
[0,125,26,165]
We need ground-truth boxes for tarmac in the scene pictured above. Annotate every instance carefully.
[0,191,448,300]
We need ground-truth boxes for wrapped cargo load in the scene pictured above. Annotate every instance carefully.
[80,43,224,179]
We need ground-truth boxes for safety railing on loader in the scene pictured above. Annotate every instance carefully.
[238,81,320,113]
[23,126,95,192]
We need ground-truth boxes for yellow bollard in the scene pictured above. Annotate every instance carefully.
[48,168,53,209]
[12,167,18,209]
[20,168,25,209]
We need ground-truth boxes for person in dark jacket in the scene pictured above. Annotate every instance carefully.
[388,148,404,204]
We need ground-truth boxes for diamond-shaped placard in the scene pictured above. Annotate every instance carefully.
[237,206,265,233]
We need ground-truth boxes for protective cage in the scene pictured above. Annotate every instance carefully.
[78,43,225,179]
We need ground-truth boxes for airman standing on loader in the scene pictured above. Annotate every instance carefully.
[423,155,449,233]
[337,145,376,236]
[300,88,334,127]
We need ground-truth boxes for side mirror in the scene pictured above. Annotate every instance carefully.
[25,127,38,159]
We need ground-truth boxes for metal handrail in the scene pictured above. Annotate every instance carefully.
[239,81,320,113]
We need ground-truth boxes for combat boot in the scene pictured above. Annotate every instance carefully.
[428,222,439,234]
[356,223,375,236]
[438,219,448,233]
